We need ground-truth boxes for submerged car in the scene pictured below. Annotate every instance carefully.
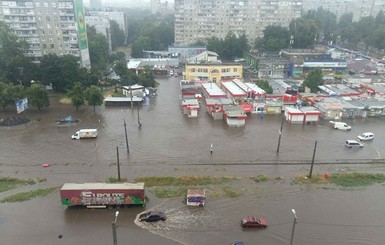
[138,211,166,222]
[241,216,267,228]
[345,140,364,148]
[357,132,374,141]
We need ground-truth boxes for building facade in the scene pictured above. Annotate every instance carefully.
[84,13,112,53]
[0,0,91,67]
[88,10,126,36]
[174,0,302,46]
[183,63,243,83]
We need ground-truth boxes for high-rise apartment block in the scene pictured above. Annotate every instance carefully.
[174,0,302,46]
[302,0,385,22]
[0,0,90,67]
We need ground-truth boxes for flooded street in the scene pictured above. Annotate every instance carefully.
[1,76,385,245]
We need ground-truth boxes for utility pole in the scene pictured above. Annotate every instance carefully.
[130,87,133,109]
[124,119,130,154]
[308,140,318,179]
[123,119,129,154]
[116,146,121,181]
[137,105,142,129]
[276,116,284,154]
[112,211,119,245]
[290,209,297,245]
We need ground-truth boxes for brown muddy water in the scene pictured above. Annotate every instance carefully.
[1,76,385,245]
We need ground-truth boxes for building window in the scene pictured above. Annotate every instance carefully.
[50,44,54,49]
[233,68,237,72]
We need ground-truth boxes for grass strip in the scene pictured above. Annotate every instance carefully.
[293,173,385,187]
[0,177,37,193]
[0,187,58,203]
[135,176,236,187]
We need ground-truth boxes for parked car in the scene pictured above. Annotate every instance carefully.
[138,211,166,222]
[345,140,364,148]
[241,216,267,228]
[233,242,246,245]
[357,132,374,141]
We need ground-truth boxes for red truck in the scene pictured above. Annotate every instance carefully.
[60,182,145,208]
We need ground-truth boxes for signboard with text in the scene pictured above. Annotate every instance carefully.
[16,98,28,114]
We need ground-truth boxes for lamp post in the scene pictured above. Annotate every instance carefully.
[290,209,297,245]
[276,115,284,154]
[112,211,119,245]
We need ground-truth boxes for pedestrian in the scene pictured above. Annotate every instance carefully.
[210,144,213,154]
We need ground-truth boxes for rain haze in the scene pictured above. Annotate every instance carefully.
[84,0,174,8]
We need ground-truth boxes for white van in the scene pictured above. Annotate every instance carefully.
[357,132,374,141]
[330,121,351,131]
[345,140,363,148]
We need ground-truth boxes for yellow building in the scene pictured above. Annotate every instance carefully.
[183,63,243,84]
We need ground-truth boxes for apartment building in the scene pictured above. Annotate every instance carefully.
[302,0,385,22]
[0,0,91,67]
[174,0,302,46]
[84,13,112,53]
[88,10,126,36]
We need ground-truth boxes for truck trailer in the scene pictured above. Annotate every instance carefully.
[71,129,98,140]
[60,182,145,208]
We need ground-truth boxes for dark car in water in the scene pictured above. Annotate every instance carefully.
[241,216,267,228]
[139,211,166,222]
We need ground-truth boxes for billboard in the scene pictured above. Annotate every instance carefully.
[16,98,28,114]
[74,0,91,68]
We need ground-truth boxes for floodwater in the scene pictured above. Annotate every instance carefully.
[1,76,385,245]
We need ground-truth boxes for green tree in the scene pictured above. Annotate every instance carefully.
[85,85,104,112]
[87,26,109,73]
[256,80,273,94]
[67,82,85,112]
[138,67,157,88]
[0,21,30,83]
[130,15,174,58]
[27,83,49,110]
[207,32,249,60]
[338,13,354,44]
[303,68,323,93]
[0,82,9,110]
[304,8,337,43]
[40,54,81,92]
[258,25,290,52]
[110,20,126,50]
[289,18,319,48]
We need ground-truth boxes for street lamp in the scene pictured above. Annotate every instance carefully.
[112,211,119,245]
[290,209,297,245]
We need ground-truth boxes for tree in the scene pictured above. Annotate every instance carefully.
[303,68,323,93]
[85,85,104,112]
[0,82,9,110]
[67,82,85,112]
[258,25,290,52]
[289,18,319,48]
[256,80,273,94]
[0,21,30,83]
[87,26,109,73]
[206,32,250,60]
[27,83,49,110]
[130,14,174,58]
[138,67,157,88]
[304,8,337,43]
[110,20,126,50]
